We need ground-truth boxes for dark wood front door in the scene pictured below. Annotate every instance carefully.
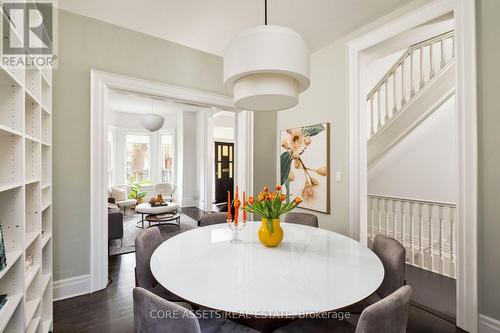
[214,142,234,204]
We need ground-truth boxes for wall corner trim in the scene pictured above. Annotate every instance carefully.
[54,274,91,301]
[480,315,500,333]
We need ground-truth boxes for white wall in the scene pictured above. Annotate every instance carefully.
[275,0,432,234]
[182,112,198,206]
[368,96,457,203]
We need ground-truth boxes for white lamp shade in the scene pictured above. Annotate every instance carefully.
[224,25,310,111]
[140,114,165,132]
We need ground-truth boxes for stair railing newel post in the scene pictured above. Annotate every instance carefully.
[409,202,414,265]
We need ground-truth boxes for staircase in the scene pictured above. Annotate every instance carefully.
[366,31,457,278]
[367,31,455,167]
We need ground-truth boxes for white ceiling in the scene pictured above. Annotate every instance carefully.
[59,0,414,56]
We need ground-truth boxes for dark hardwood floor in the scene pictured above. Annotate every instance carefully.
[54,252,467,333]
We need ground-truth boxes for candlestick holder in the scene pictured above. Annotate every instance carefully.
[227,220,246,244]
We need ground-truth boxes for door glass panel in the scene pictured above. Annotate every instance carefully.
[222,145,228,156]
[229,162,233,178]
[217,162,222,179]
[218,145,222,161]
[229,146,233,162]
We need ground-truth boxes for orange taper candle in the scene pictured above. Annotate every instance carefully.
[243,191,247,222]
[227,190,231,222]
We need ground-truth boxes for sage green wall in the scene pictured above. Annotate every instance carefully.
[53,10,272,281]
[476,0,500,322]
[253,112,277,191]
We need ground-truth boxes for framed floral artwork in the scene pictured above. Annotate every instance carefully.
[280,123,330,214]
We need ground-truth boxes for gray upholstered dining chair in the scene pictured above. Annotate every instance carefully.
[134,287,260,333]
[345,234,406,321]
[272,285,412,333]
[282,212,319,228]
[135,227,182,301]
[198,212,228,227]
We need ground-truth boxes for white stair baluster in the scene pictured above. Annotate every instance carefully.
[410,50,415,97]
[384,199,389,236]
[416,203,423,267]
[419,47,425,89]
[392,72,398,115]
[409,202,414,264]
[377,89,382,128]
[400,201,405,246]
[428,204,434,271]
[401,63,406,106]
[449,206,455,277]
[430,43,435,78]
[438,206,444,274]
[392,200,397,239]
[370,96,374,136]
[384,83,389,122]
[440,39,445,69]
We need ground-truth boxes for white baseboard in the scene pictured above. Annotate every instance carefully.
[480,314,500,333]
[54,274,90,301]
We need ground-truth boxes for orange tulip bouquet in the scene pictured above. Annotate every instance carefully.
[244,185,302,247]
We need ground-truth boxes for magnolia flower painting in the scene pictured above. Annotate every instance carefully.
[280,123,330,213]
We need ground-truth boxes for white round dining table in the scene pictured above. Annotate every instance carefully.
[150,222,384,317]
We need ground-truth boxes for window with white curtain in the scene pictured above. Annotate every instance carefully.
[161,133,175,183]
[126,134,150,184]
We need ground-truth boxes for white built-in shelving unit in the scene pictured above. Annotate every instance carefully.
[0,3,53,332]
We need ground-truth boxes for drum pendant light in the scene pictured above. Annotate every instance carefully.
[223,0,310,111]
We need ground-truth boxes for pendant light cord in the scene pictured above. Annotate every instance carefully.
[265,0,268,25]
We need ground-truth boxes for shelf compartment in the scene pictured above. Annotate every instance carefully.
[26,315,41,333]
[25,138,41,181]
[41,273,51,293]
[25,232,39,250]
[0,181,22,193]
[25,182,41,235]
[42,276,52,332]
[42,206,51,237]
[41,79,51,111]
[24,264,40,292]
[0,187,24,253]
[0,250,22,281]
[42,241,51,276]
[25,68,41,104]
[41,185,51,212]
[41,232,51,249]
[41,112,51,144]
[25,297,41,328]
[0,82,24,133]
[42,318,52,333]
[0,129,23,185]
[25,100,41,140]
[41,68,52,87]
[0,293,23,332]
[41,145,51,187]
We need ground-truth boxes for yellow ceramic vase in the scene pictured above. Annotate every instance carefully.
[258,218,284,247]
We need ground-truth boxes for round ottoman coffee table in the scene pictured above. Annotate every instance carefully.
[145,212,181,228]
[135,202,179,229]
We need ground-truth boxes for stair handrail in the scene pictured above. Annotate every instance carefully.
[367,30,455,100]
[368,194,456,208]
